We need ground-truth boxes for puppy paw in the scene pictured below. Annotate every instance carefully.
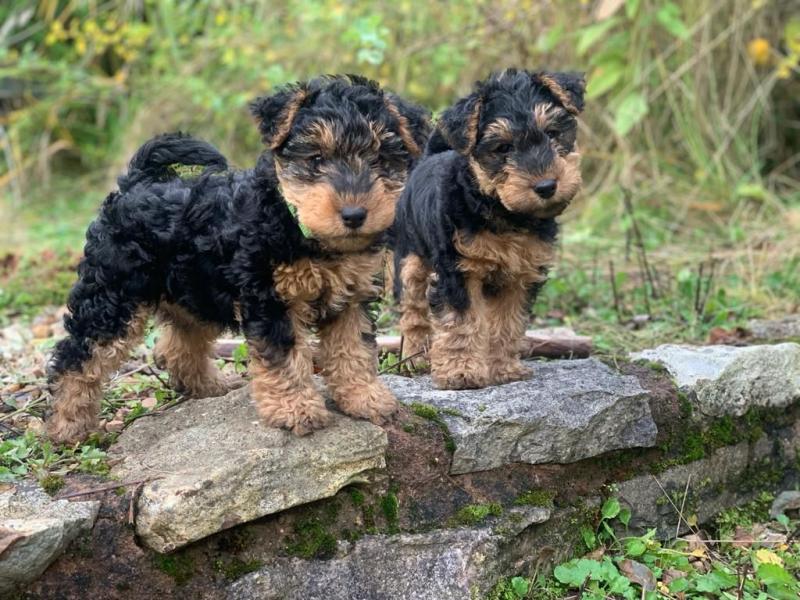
[255,391,332,436]
[334,381,398,425]
[172,370,244,399]
[46,414,97,445]
[488,361,533,385]
[432,367,490,390]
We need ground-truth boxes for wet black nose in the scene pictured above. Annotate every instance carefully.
[534,179,557,199]
[341,206,367,229]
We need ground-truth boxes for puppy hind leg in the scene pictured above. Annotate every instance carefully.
[485,283,532,385]
[397,254,433,365]
[154,304,234,398]
[47,305,150,444]
[319,302,398,424]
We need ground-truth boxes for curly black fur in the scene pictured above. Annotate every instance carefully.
[393,68,585,311]
[50,75,430,380]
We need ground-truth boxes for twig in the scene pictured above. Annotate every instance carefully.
[676,474,692,539]
[698,259,717,317]
[651,474,700,536]
[0,396,47,424]
[694,262,705,316]
[57,477,162,500]
[128,481,145,525]
[145,365,170,388]
[609,260,623,323]
[623,191,659,299]
[379,350,426,375]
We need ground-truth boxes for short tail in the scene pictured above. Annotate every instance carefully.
[118,132,228,192]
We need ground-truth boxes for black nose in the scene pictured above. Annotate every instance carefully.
[341,206,367,229]
[534,179,557,199]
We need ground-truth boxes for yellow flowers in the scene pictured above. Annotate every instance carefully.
[42,16,152,67]
[747,37,771,66]
[755,548,783,567]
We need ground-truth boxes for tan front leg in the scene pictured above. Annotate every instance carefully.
[485,282,532,385]
[319,303,398,424]
[429,276,491,390]
[248,308,331,436]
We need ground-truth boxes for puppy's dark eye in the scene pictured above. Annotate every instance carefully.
[545,129,560,139]
[308,154,324,166]
[495,143,513,154]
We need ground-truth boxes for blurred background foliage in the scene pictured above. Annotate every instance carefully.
[0,0,798,347]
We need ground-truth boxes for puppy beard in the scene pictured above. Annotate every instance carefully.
[279,175,400,251]
[471,152,582,217]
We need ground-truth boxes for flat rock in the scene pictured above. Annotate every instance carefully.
[0,483,99,594]
[748,316,800,341]
[631,343,800,416]
[228,507,550,600]
[385,358,657,474]
[618,436,773,538]
[110,386,388,553]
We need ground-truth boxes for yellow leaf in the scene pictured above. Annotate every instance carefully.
[690,548,706,558]
[755,548,783,566]
[686,514,698,527]
[747,38,771,66]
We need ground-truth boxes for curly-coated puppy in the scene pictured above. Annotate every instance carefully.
[47,75,431,443]
[392,69,585,389]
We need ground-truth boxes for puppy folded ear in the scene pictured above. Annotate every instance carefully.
[537,72,586,115]
[383,93,432,158]
[437,93,483,155]
[249,84,309,150]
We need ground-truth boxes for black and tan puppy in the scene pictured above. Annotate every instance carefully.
[47,75,430,443]
[393,69,584,389]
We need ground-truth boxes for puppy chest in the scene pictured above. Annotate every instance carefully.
[453,230,555,284]
[273,253,383,309]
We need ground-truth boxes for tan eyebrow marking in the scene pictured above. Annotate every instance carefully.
[482,118,514,141]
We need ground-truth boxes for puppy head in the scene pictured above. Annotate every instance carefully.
[439,69,585,218]
[250,75,431,251]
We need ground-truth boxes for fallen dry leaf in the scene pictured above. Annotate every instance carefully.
[619,558,656,591]
[662,568,687,584]
[733,525,755,548]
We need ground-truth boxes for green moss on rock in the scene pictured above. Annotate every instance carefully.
[448,503,503,527]
[514,489,555,507]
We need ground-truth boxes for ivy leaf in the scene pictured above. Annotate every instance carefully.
[510,576,529,597]
[619,507,632,526]
[668,577,690,593]
[756,563,794,586]
[656,2,689,39]
[601,497,621,519]
[554,559,598,587]
[581,525,597,550]
[625,538,647,557]
[613,92,648,136]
